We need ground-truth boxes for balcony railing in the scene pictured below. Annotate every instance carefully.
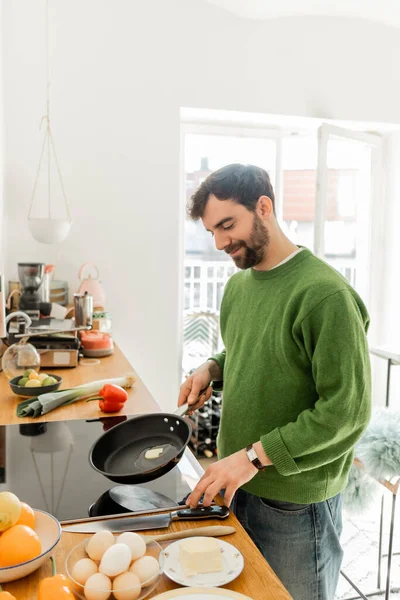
[184,261,236,312]
[184,258,356,312]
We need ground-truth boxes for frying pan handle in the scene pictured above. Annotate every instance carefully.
[174,403,191,418]
[174,386,210,418]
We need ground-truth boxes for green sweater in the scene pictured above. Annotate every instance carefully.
[211,248,371,503]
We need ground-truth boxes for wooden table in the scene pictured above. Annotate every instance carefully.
[0,346,292,599]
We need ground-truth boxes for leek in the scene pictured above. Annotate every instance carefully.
[16,373,136,418]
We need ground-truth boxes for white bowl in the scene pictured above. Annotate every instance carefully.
[0,509,61,583]
[28,218,72,244]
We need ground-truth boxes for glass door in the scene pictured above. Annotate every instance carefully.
[279,135,318,249]
[181,125,278,376]
[315,123,383,305]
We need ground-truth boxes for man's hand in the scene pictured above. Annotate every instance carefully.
[178,360,221,414]
[186,449,259,508]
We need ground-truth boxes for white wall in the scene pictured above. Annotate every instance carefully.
[3,0,400,409]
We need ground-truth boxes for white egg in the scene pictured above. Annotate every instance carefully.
[99,543,132,577]
[87,531,115,561]
[72,557,98,585]
[84,572,112,600]
[116,532,146,561]
[112,571,141,600]
[129,555,160,586]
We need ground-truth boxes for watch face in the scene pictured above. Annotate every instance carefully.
[247,447,257,462]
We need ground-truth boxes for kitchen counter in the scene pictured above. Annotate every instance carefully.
[6,510,292,600]
[0,345,292,599]
[0,344,160,425]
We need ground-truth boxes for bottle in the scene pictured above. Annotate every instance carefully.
[196,438,216,458]
[209,407,221,427]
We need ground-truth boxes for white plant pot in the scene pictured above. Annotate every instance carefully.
[28,218,72,244]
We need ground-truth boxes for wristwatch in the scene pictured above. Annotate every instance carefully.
[245,444,266,471]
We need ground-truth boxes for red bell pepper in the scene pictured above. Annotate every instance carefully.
[87,384,129,413]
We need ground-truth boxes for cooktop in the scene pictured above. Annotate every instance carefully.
[0,416,203,521]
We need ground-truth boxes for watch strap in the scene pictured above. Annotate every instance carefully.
[245,444,266,471]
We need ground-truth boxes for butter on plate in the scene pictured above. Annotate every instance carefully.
[179,537,223,577]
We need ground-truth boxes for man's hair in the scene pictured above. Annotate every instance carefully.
[188,163,275,220]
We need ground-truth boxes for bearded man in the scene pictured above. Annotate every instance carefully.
[178,163,371,600]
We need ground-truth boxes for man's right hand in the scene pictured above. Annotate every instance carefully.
[177,360,221,414]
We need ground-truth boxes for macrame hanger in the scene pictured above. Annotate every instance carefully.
[28,0,72,243]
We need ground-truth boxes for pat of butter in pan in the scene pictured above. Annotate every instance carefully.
[144,447,164,460]
[179,537,223,576]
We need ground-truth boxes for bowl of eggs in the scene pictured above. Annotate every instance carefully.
[65,530,163,600]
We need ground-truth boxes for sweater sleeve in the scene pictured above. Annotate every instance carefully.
[208,349,226,392]
[260,290,371,476]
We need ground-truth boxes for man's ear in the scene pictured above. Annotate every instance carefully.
[256,195,274,219]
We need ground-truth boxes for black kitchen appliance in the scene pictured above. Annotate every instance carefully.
[18,263,51,319]
[6,318,84,367]
[27,332,81,368]
[1,416,202,521]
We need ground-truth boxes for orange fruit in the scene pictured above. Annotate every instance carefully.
[0,524,42,567]
[15,502,35,529]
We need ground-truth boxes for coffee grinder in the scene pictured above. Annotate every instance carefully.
[18,263,51,319]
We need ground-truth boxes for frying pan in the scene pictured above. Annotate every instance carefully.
[89,393,207,485]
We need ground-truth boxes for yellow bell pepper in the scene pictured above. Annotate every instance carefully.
[38,557,74,600]
[0,585,17,600]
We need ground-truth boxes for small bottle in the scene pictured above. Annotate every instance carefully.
[196,438,215,458]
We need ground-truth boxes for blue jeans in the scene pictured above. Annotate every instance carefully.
[231,489,343,600]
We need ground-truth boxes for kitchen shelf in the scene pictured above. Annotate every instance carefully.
[188,393,221,458]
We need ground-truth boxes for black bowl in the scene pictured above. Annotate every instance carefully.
[9,374,63,397]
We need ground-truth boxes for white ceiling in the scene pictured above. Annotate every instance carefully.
[203,0,400,28]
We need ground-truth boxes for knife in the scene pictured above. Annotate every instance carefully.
[62,505,229,533]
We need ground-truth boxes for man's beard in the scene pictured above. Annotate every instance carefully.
[225,214,270,269]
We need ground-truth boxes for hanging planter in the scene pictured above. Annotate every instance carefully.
[28,0,72,245]
[28,218,72,245]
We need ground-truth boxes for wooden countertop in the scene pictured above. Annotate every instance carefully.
[0,346,292,599]
[0,345,160,425]
[5,510,292,600]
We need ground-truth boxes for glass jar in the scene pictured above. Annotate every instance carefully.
[91,311,112,335]
[2,342,41,380]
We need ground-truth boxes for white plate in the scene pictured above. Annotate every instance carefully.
[162,537,244,588]
[152,588,252,599]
